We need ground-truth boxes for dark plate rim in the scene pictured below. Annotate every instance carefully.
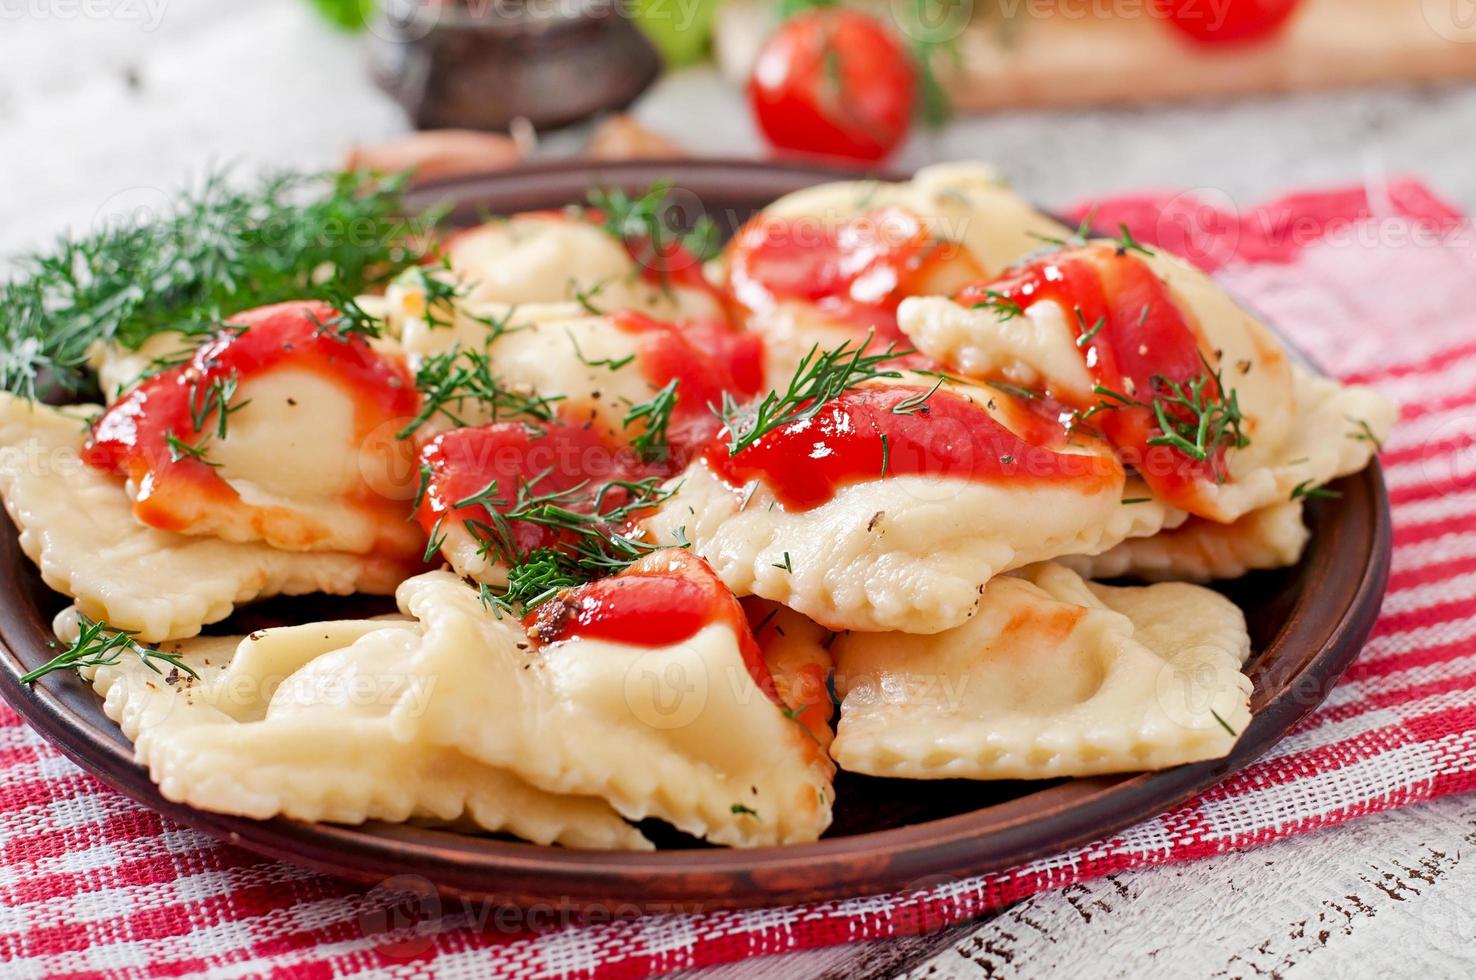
[0,159,1393,912]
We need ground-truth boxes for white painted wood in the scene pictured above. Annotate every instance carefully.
[898,793,1476,979]
[2,6,1473,977]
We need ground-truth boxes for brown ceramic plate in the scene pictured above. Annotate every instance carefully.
[0,159,1391,913]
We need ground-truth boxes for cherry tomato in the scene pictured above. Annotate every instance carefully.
[748,9,916,163]
[1157,0,1301,44]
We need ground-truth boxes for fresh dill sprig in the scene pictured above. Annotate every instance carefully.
[20,616,199,685]
[313,291,387,340]
[467,305,528,346]
[716,336,907,456]
[1347,416,1385,453]
[187,371,250,440]
[1291,479,1342,502]
[569,277,610,315]
[410,461,433,514]
[890,377,944,415]
[454,472,681,615]
[397,344,562,439]
[586,181,721,274]
[165,431,220,467]
[1025,210,1097,251]
[1084,354,1249,481]
[624,379,680,464]
[1113,223,1154,257]
[568,331,636,371]
[1075,311,1106,348]
[396,261,463,331]
[984,380,1041,401]
[970,290,1025,320]
[486,548,586,613]
[1,169,434,399]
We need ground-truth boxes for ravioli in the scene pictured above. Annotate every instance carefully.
[752,162,1070,277]
[899,243,1396,522]
[642,375,1183,634]
[725,163,1070,388]
[747,599,836,752]
[442,213,722,321]
[83,301,424,559]
[0,395,414,642]
[830,563,1253,780]
[59,612,649,849]
[1060,501,1310,582]
[394,289,760,444]
[385,559,836,848]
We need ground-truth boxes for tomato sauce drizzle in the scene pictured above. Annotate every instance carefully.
[526,550,779,702]
[704,384,1121,511]
[83,300,418,533]
[416,305,765,554]
[415,420,646,557]
[612,310,764,458]
[956,246,1218,508]
[724,206,986,345]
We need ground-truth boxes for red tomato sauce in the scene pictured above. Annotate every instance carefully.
[526,550,779,701]
[612,311,764,458]
[956,246,1219,509]
[415,420,644,559]
[83,300,418,533]
[724,207,986,345]
[704,384,1121,511]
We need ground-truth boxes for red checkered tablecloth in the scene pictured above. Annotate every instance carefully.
[3,178,1475,979]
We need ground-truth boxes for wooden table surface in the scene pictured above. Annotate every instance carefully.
[4,2,1475,975]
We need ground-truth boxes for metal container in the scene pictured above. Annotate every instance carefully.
[370,0,664,132]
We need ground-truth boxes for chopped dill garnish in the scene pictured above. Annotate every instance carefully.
[569,331,636,371]
[1291,479,1342,502]
[1075,311,1106,348]
[1113,223,1154,257]
[716,336,906,456]
[984,380,1041,401]
[187,371,249,440]
[891,377,944,415]
[410,461,433,515]
[1084,354,1249,481]
[452,471,681,616]
[586,180,720,280]
[1347,416,1385,453]
[165,431,220,467]
[397,344,562,439]
[971,290,1025,321]
[1,169,435,400]
[394,261,463,331]
[569,277,610,315]
[21,616,198,685]
[624,378,680,464]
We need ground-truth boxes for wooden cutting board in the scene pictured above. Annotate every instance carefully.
[945,0,1476,109]
[714,0,1476,111]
